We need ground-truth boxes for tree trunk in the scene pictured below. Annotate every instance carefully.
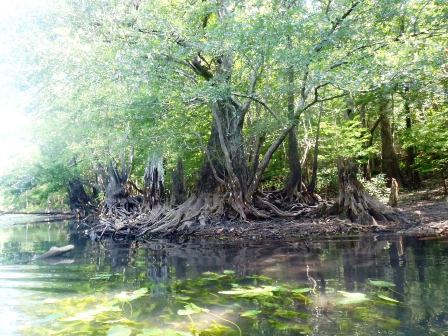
[443,178,448,196]
[146,98,254,234]
[360,104,372,180]
[105,162,129,209]
[308,103,323,193]
[144,154,165,208]
[379,99,405,187]
[285,126,302,198]
[328,159,399,225]
[104,150,135,214]
[403,91,421,188]
[197,121,223,194]
[67,178,91,212]
[171,158,186,206]
[389,177,399,207]
[284,38,302,198]
[94,163,108,194]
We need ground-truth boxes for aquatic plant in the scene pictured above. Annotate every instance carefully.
[21,271,406,336]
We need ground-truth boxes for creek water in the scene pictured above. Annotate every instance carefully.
[0,214,447,335]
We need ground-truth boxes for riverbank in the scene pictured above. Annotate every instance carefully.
[79,187,448,242]
[191,187,448,241]
[191,198,447,241]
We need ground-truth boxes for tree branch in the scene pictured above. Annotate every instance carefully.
[232,93,280,121]
[240,59,265,117]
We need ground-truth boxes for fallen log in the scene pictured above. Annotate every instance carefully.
[33,244,75,260]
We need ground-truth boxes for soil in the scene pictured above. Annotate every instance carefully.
[396,188,448,237]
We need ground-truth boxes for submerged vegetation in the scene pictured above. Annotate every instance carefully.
[25,270,405,336]
[1,216,448,335]
[0,1,447,233]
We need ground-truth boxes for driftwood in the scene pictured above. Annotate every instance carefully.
[33,244,75,260]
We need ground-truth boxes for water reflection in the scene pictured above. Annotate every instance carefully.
[0,215,447,335]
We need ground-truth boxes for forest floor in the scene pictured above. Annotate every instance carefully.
[183,186,448,241]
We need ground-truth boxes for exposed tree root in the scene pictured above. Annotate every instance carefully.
[85,159,410,238]
[325,160,406,226]
[326,190,402,225]
[83,190,325,239]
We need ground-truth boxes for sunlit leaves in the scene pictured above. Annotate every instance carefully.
[377,294,400,304]
[336,291,370,305]
[21,268,409,335]
[107,325,132,336]
[115,288,149,302]
[240,309,262,318]
[218,285,280,298]
[177,303,209,316]
[60,304,121,322]
[369,280,396,288]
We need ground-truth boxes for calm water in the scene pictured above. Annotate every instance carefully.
[0,215,447,336]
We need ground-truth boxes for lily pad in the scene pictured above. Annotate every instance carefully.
[61,304,121,322]
[115,288,149,302]
[219,285,279,298]
[107,325,132,336]
[177,303,209,315]
[336,291,370,305]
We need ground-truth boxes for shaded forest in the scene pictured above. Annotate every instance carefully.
[0,0,447,235]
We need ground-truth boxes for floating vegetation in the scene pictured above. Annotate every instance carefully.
[368,280,396,288]
[20,271,404,335]
[336,291,370,305]
[218,285,280,298]
[377,294,400,304]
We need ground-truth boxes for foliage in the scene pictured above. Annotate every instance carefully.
[360,174,390,204]
[0,0,447,209]
[406,108,448,178]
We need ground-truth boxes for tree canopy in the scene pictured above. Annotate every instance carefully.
[0,0,446,216]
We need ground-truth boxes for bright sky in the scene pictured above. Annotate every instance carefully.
[0,1,51,175]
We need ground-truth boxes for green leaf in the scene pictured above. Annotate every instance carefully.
[377,294,399,303]
[369,280,396,288]
[336,291,370,305]
[115,288,149,302]
[177,303,209,316]
[60,304,121,322]
[218,286,279,298]
[291,288,312,294]
[137,328,193,336]
[240,310,262,318]
[107,326,132,336]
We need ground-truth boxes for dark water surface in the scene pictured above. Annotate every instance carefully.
[0,215,447,335]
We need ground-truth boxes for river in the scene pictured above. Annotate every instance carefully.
[0,214,447,335]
